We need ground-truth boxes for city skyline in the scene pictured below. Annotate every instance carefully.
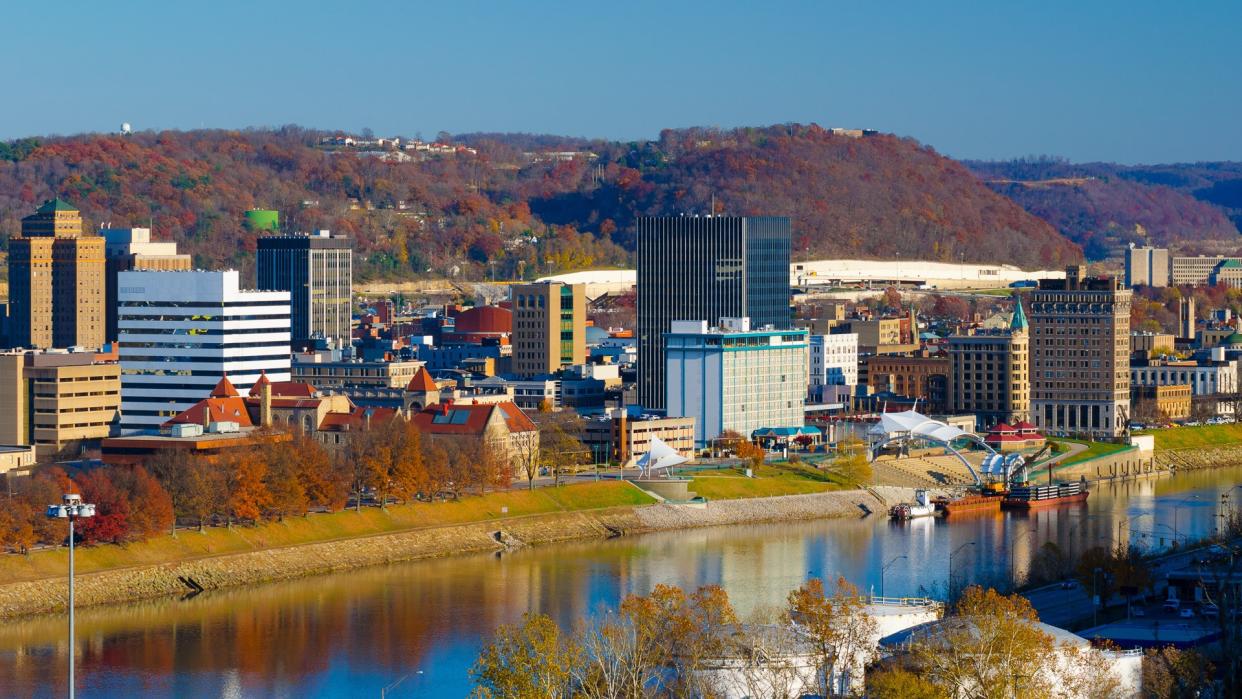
[1,1,1239,163]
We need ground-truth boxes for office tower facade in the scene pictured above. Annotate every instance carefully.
[102,228,193,342]
[510,281,586,377]
[1170,255,1242,286]
[6,199,106,349]
[1029,266,1131,438]
[256,231,353,347]
[0,349,121,458]
[116,270,291,433]
[665,317,806,447]
[1123,245,1169,288]
[808,333,858,388]
[946,298,1030,429]
[1179,297,1196,340]
[637,215,791,410]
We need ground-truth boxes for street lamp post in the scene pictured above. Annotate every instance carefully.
[47,493,95,699]
[1092,566,1103,627]
[949,542,977,599]
[881,554,907,598]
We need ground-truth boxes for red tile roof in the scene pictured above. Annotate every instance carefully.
[165,397,254,427]
[319,406,400,431]
[410,401,536,436]
[210,375,239,398]
[406,366,439,392]
[248,372,271,397]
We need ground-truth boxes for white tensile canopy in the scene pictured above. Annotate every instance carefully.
[867,410,969,444]
[636,437,689,477]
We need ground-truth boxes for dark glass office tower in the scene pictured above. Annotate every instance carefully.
[636,216,791,411]
[257,231,353,348]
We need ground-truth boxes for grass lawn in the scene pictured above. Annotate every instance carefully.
[1051,439,1133,467]
[0,481,654,586]
[1137,423,1242,451]
[688,463,850,500]
[973,288,1015,297]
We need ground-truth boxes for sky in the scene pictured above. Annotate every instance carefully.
[2,0,1240,164]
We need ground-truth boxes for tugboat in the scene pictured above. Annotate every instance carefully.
[890,489,936,520]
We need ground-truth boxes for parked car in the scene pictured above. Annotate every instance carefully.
[1179,607,1196,619]
[1059,580,1076,590]
[1201,603,1220,619]
[1162,599,1181,613]
[1131,606,1146,617]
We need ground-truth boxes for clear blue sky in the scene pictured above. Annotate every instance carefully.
[4,0,1240,163]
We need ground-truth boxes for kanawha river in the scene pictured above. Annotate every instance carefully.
[1,466,1238,698]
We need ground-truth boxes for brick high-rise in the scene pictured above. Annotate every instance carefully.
[6,199,106,349]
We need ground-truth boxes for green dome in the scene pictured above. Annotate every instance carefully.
[1224,332,1242,346]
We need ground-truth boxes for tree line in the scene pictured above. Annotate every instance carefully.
[0,419,536,552]
[470,580,1177,699]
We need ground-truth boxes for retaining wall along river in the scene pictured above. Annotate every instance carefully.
[0,488,888,619]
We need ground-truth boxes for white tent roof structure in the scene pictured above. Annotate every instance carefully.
[636,437,689,476]
[867,410,970,444]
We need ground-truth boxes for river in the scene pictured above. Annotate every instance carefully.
[1,465,1239,698]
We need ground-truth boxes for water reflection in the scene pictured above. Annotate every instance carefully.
[1,465,1240,698]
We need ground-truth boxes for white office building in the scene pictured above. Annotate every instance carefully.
[665,317,808,447]
[809,333,858,388]
[116,270,291,433]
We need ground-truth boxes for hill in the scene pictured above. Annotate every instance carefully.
[0,125,1081,284]
[968,157,1242,260]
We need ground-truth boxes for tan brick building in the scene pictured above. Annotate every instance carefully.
[946,299,1030,429]
[867,352,950,410]
[1030,266,1132,438]
[0,349,121,458]
[511,281,586,377]
[1131,384,1191,421]
[6,199,106,349]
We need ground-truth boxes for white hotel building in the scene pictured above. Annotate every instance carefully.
[665,317,808,447]
[116,270,291,434]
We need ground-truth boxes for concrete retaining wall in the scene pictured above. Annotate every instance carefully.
[0,489,883,620]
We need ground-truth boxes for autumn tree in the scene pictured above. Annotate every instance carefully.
[865,666,948,699]
[109,465,174,540]
[907,586,1056,699]
[470,613,581,699]
[225,449,272,525]
[74,469,131,544]
[389,420,428,501]
[734,439,766,471]
[786,577,877,697]
[831,438,873,485]
[534,411,589,486]
[261,437,309,521]
[1142,647,1213,698]
[296,431,348,511]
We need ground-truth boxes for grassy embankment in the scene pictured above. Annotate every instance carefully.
[0,481,654,586]
[1051,439,1133,467]
[687,463,851,500]
[1137,423,1242,451]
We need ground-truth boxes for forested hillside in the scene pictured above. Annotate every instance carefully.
[969,157,1242,260]
[0,124,1082,282]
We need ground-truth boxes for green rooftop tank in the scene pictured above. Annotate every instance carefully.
[245,209,279,231]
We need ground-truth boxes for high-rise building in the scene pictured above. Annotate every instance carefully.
[256,231,353,347]
[637,215,791,410]
[6,199,106,349]
[1029,266,1131,438]
[946,298,1030,430]
[1124,245,1169,288]
[510,281,586,377]
[808,333,858,389]
[1179,296,1196,340]
[0,348,120,458]
[102,228,192,342]
[665,317,807,447]
[116,270,291,434]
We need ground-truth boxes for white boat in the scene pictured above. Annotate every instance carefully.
[889,489,936,520]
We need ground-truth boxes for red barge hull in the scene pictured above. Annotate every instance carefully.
[1001,491,1089,510]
